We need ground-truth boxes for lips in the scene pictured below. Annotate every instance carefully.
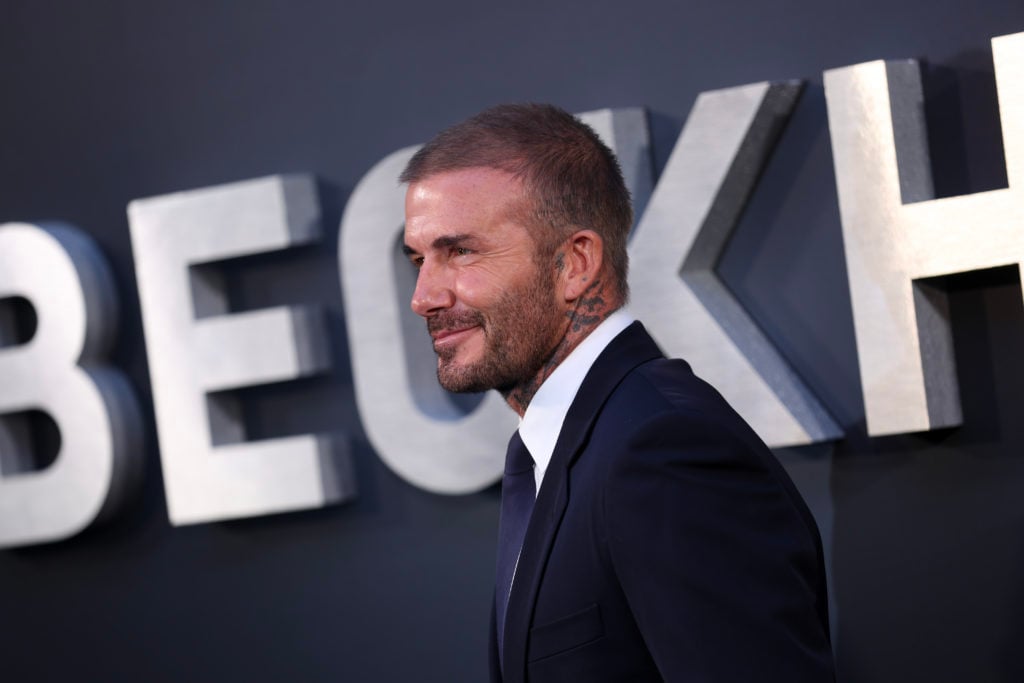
[427,313,485,350]
[431,325,477,343]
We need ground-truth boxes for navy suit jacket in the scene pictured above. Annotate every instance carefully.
[490,322,834,682]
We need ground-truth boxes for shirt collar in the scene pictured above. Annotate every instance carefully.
[518,308,634,489]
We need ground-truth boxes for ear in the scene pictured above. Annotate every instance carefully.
[559,229,604,302]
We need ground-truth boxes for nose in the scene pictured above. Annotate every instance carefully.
[410,261,455,317]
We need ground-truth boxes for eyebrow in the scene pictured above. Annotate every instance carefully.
[402,233,475,256]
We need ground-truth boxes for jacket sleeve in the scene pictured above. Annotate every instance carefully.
[603,410,835,682]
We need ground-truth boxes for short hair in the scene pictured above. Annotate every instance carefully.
[400,103,632,302]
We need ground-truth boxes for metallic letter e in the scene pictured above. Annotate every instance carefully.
[129,176,354,525]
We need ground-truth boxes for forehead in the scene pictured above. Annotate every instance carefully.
[404,167,531,235]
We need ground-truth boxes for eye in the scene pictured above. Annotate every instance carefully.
[409,255,424,268]
[452,246,473,257]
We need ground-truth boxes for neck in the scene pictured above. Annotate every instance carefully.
[502,279,620,416]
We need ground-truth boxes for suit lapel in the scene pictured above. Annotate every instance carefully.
[500,322,664,682]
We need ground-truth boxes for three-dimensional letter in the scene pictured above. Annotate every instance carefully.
[628,82,841,446]
[129,176,353,525]
[0,223,141,548]
[824,31,1024,435]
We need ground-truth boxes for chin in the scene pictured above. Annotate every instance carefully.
[437,360,500,394]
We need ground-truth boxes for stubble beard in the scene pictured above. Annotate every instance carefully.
[430,267,562,396]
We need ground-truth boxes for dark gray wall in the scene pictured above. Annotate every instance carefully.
[2,1,1024,680]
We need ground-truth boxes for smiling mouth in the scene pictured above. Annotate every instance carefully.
[427,312,485,348]
[431,325,479,346]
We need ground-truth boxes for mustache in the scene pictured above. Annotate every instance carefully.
[427,311,485,334]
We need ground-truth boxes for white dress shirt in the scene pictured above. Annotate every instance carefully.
[518,308,635,494]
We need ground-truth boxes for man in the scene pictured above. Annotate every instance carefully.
[401,104,835,682]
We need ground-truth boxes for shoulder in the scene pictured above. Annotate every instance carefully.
[595,356,766,460]
[589,356,823,548]
[566,350,834,678]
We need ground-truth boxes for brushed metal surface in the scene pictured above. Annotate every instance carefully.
[0,223,142,548]
[628,81,841,446]
[129,175,354,525]
[824,31,1024,436]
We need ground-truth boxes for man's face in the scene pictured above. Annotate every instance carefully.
[403,167,567,395]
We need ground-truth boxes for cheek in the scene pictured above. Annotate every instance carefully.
[453,256,548,312]
[452,271,501,309]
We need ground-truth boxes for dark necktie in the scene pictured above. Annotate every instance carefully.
[495,430,535,667]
